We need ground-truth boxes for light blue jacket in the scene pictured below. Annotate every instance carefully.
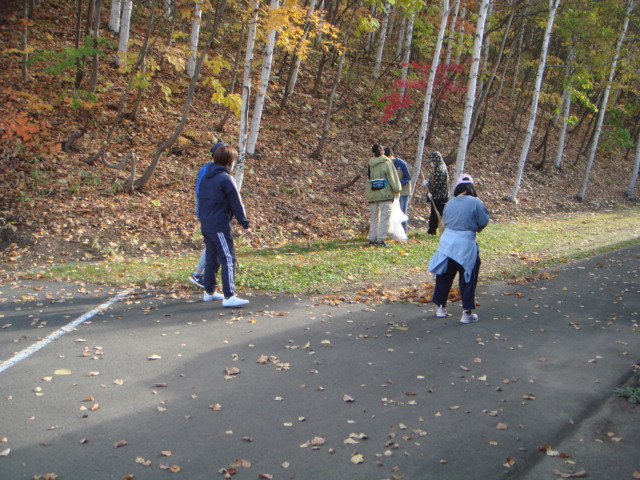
[428,195,490,282]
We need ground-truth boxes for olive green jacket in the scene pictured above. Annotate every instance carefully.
[365,155,401,203]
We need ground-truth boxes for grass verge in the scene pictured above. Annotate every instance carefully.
[41,208,640,295]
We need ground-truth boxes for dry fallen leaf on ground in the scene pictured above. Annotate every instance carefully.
[351,453,365,464]
[311,436,326,447]
[135,457,152,467]
[113,439,128,448]
[552,469,587,478]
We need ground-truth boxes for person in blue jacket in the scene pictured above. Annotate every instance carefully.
[189,142,228,288]
[196,144,253,307]
[428,173,490,324]
[384,147,411,232]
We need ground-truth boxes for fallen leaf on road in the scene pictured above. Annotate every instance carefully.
[209,403,222,411]
[135,457,152,467]
[351,453,365,464]
[258,474,273,479]
[225,367,240,376]
[311,437,326,446]
[0,448,10,457]
[113,439,128,448]
[218,467,235,478]
[343,394,355,402]
[54,369,72,375]
[503,457,516,467]
[551,469,587,478]
[161,451,172,457]
[160,464,181,472]
[147,355,162,361]
[496,423,508,430]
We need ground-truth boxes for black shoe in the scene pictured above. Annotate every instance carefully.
[377,241,389,247]
[427,230,436,235]
[368,240,377,246]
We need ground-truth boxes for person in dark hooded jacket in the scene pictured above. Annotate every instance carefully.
[196,144,252,308]
[425,151,449,235]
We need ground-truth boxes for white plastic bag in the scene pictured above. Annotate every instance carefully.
[388,199,408,242]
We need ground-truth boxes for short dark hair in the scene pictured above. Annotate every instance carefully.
[372,144,383,156]
[213,145,239,167]
[383,147,393,157]
[453,182,477,197]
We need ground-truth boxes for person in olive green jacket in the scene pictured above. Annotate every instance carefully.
[365,144,401,247]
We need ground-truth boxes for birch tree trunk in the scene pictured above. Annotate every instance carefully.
[109,0,122,32]
[577,0,635,201]
[89,0,103,93]
[164,0,172,18]
[246,0,279,155]
[394,12,414,121]
[186,1,203,78]
[116,0,133,67]
[410,0,450,197]
[451,0,490,187]
[469,5,514,142]
[235,0,260,191]
[454,5,465,64]
[444,0,459,65]
[395,16,406,60]
[507,0,560,202]
[373,0,391,79]
[554,43,575,169]
[627,127,640,199]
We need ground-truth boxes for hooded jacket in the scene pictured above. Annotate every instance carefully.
[196,163,250,234]
[365,155,401,203]
[427,152,449,200]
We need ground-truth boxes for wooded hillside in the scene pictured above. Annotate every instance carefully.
[0,0,638,270]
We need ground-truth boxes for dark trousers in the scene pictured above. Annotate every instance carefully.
[428,198,447,234]
[203,231,236,298]
[431,255,481,311]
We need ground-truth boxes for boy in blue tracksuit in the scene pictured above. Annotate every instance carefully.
[196,144,252,307]
[190,142,228,288]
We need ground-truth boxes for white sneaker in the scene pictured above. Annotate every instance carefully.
[436,305,447,318]
[203,291,224,302]
[460,311,479,324]
[223,295,250,308]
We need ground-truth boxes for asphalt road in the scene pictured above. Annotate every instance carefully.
[1,244,639,480]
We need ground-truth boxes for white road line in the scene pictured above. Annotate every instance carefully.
[0,288,133,374]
